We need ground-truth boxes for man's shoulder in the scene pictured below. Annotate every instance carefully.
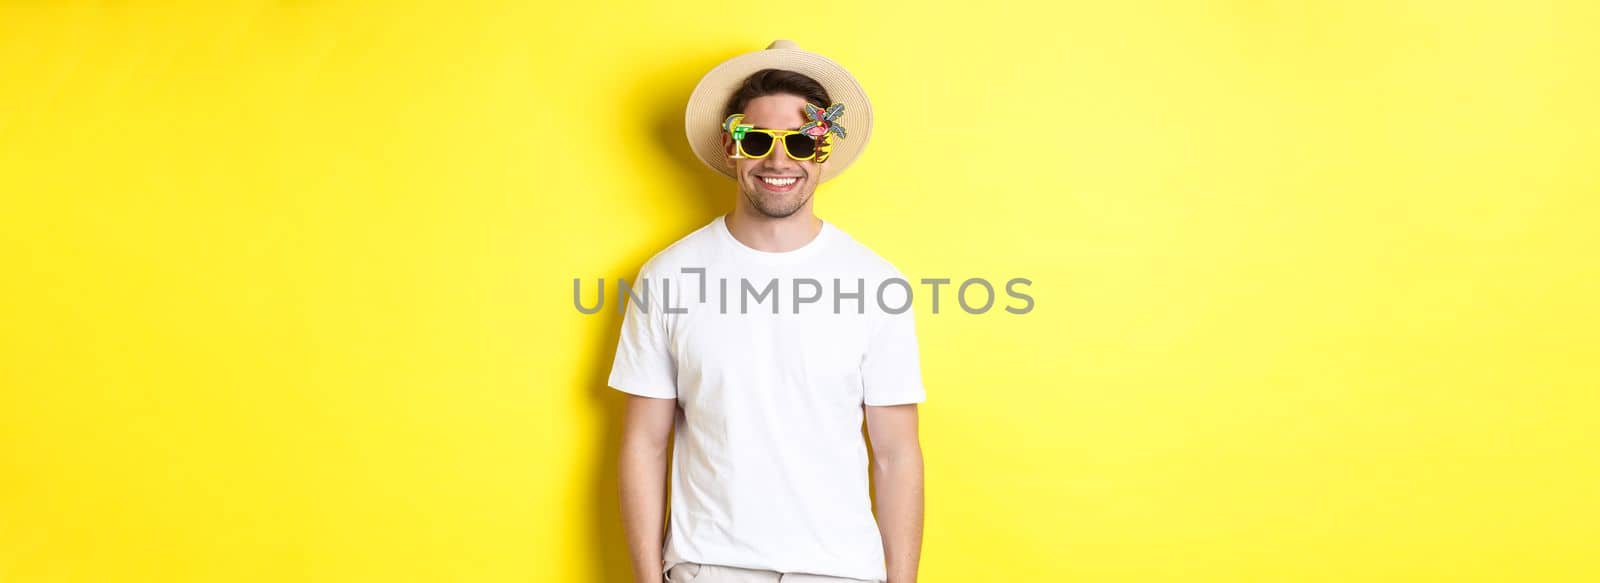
[825,222,909,281]
[634,219,720,278]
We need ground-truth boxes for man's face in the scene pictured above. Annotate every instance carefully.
[722,93,825,219]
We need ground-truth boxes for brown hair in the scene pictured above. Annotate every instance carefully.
[722,69,831,118]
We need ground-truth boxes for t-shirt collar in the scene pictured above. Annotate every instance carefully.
[712,214,834,264]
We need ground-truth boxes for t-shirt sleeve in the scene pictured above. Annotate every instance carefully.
[861,281,927,406]
[606,268,678,399]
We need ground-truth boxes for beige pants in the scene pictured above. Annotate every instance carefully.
[665,562,881,583]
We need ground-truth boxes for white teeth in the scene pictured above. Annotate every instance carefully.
[760,176,798,187]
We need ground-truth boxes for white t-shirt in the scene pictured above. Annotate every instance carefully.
[607,214,926,582]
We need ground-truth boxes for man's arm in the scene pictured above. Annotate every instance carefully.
[619,394,677,583]
[866,403,924,583]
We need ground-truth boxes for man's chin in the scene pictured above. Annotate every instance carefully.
[756,206,804,219]
[743,189,810,218]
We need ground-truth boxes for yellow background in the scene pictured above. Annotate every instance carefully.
[3,1,1597,581]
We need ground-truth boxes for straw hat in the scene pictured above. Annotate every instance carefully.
[684,39,873,183]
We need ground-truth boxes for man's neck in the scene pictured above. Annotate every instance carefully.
[724,204,822,253]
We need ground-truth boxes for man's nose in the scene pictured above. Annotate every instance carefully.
[760,153,800,173]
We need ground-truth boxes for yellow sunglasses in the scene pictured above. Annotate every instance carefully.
[722,114,834,162]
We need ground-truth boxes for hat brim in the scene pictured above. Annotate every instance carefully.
[684,47,872,183]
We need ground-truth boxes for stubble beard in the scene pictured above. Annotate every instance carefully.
[742,185,813,219]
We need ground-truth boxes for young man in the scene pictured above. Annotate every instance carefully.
[610,40,925,583]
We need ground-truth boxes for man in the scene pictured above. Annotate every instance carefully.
[610,40,925,583]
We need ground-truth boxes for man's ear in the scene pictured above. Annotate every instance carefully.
[721,133,733,160]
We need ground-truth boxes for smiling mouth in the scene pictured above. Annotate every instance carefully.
[758,176,801,188]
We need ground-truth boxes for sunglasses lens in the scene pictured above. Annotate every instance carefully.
[785,135,817,159]
[740,133,774,157]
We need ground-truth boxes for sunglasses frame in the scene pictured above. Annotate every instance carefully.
[730,127,824,161]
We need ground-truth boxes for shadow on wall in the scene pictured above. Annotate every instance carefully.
[581,46,738,581]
